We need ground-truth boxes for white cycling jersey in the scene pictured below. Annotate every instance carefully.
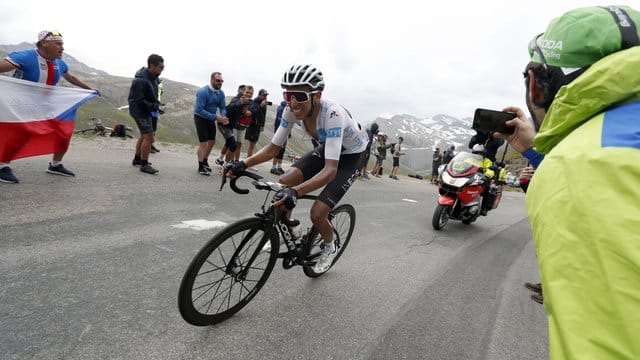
[271,99,368,160]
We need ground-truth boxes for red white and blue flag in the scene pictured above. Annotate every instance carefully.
[0,76,97,161]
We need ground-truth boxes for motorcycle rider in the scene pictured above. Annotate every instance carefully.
[472,144,506,215]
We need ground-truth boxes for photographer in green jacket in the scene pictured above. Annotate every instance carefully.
[497,6,640,359]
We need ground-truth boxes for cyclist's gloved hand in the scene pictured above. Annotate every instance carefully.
[223,160,247,175]
[273,188,298,210]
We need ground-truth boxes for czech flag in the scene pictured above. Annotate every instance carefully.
[0,76,98,161]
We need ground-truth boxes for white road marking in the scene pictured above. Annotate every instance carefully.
[155,245,174,252]
[171,219,227,231]
[402,198,418,203]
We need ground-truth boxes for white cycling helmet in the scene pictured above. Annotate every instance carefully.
[472,144,486,153]
[281,64,325,90]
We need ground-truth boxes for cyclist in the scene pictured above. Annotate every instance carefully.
[225,64,368,273]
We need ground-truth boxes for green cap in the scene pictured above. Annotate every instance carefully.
[529,6,640,71]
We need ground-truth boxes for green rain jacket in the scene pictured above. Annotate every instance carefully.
[527,46,640,359]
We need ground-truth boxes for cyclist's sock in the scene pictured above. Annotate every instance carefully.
[203,158,210,167]
[141,159,149,166]
[324,241,336,253]
[199,161,204,168]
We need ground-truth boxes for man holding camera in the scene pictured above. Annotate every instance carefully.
[496,6,640,359]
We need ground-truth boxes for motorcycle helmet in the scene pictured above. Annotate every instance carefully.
[472,144,486,154]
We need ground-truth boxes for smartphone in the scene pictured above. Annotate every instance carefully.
[472,108,516,134]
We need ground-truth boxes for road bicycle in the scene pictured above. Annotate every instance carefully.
[178,170,356,326]
[74,119,133,138]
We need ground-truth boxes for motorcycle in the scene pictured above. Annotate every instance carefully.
[431,151,503,230]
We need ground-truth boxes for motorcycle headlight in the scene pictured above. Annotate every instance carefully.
[441,172,468,187]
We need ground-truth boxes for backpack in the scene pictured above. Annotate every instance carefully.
[110,123,127,138]
[390,143,397,155]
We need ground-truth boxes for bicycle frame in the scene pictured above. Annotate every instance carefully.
[220,170,319,278]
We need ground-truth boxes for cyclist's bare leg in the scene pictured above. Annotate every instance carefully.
[310,200,333,245]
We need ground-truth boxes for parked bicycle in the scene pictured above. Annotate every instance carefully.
[74,118,133,138]
[178,170,355,326]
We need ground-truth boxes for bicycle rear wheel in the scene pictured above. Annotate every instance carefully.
[302,204,356,278]
[178,217,278,326]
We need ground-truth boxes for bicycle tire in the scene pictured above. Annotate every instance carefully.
[178,217,278,326]
[302,204,356,278]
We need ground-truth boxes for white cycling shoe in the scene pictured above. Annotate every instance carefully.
[313,243,337,273]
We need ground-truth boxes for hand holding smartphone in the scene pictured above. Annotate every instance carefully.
[472,108,516,134]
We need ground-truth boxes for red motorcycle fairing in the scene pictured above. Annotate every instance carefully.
[438,195,456,206]
[457,184,484,204]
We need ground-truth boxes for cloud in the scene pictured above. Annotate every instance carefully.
[0,0,610,122]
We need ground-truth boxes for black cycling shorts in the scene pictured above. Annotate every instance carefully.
[392,157,400,167]
[244,125,261,142]
[194,114,216,142]
[292,144,364,209]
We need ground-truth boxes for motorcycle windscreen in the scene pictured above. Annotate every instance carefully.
[447,152,482,176]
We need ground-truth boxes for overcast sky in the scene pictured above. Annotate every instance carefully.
[0,0,610,121]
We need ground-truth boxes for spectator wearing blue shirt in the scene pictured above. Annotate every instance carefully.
[193,72,228,175]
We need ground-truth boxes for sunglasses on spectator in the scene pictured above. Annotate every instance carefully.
[283,90,319,103]
[528,33,549,71]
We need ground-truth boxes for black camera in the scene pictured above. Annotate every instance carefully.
[266,101,273,106]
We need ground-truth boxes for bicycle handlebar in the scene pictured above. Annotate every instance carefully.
[220,169,280,194]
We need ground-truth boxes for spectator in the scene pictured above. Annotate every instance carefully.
[193,72,228,175]
[357,122,379,180]
[431,147,442,184]
[129,54,164,174]
[223,85,257,163]
[246,89,269,158]
[0,30,97,183]
[215,85,245,166]
[441,144,455,165]
[497,6,640,358]
[271,100,288,175]
[371,132,392,177]
[389,136,405,180]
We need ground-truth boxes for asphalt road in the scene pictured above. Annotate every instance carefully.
[0,138,547,359]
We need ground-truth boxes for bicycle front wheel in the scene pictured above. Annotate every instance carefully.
[178,217,278,326]
[302,204,356,278]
